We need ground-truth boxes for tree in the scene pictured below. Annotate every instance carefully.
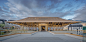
[11,26,14,29]
[0,24,5,28]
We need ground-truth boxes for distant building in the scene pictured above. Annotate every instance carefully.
[5,21,20,29]
[0,19,6,24]
[68,24,83,31]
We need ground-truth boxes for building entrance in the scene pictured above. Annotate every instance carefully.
[41,26,45,31]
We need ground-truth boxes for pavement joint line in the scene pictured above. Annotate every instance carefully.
[31,31,38,35]
[0,34,21,41]
[0,31,37,37]
[65,34,82,40]
[48,31,83,37]
[48,31,55,35]
[48,31,83,40]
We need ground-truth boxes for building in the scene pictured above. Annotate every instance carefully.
[7,17,80,31]
[5,22,20,29]
[0,19,7,24]
[68,24,83,31]
[63,25,69,30]
[0,21,2,24]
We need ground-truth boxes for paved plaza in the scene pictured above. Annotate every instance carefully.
[0,32,82,42]
[51,31,83,35]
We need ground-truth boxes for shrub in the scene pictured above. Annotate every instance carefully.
[0,31,4,35]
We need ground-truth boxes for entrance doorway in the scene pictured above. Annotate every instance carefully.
[39,24,48,31]
[41,26,45,31]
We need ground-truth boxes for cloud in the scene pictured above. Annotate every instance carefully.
[0,6,8,14]
[3,6,9,10]
[0,7,4,12]
[73,5,86,21]
[0,0,86,20]
[4,0,69,20]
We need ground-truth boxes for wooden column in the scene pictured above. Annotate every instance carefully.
[30,26,31,30]
[71,27,72,31]
[53,27,54,31]
[56,25,58,31]
[58,24,59,31]
[54,27,55,31]
[55,23,57,31]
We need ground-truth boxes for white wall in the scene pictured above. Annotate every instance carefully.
[69,27,82,30]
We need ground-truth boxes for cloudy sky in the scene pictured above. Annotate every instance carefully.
[0,0,86,20]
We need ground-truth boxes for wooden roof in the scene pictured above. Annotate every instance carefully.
[7,17,81,22]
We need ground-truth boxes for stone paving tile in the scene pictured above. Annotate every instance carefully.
[0,32,82,42]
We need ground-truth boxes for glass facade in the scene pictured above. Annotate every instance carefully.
[83,26,86,42]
